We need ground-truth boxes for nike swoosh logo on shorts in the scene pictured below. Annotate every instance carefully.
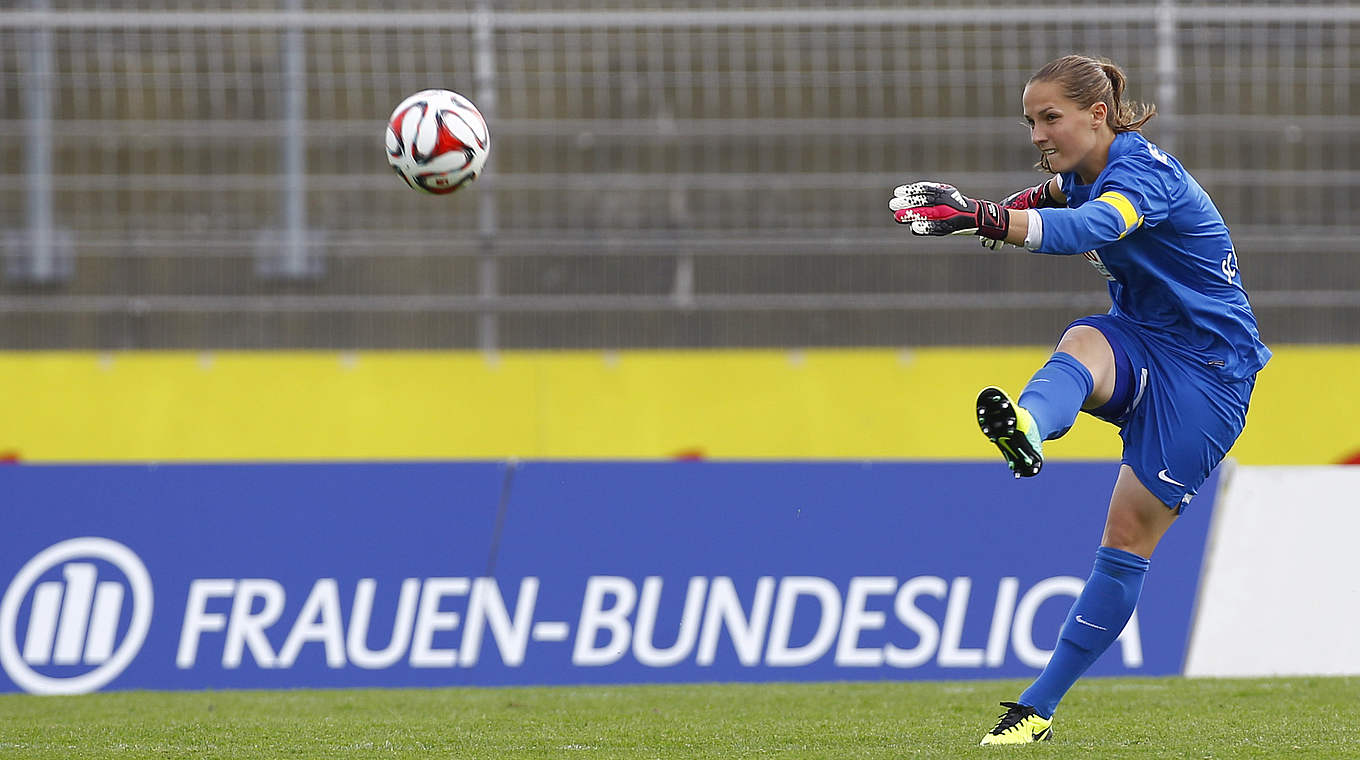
[1157,469,1187,487]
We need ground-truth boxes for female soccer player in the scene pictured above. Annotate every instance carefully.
[889,54,1270,745]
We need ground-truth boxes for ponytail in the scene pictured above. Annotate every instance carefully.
[1100,61,1156,133]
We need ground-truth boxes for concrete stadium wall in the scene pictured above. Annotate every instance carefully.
[0,346,1354,464]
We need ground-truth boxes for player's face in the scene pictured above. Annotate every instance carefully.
[1022,80,1108,180]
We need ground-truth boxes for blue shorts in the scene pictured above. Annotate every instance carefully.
[1066,315,1256,514]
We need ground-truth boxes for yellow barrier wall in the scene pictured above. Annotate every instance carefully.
[0,347,1351,464]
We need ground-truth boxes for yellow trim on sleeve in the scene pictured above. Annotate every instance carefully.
[1094,191,1143,238]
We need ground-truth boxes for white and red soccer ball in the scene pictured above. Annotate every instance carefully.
[385,89,489,195]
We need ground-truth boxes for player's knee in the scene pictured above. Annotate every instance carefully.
[1101,525,1144,555]
[1100,509,1159,557]
[1055,326,1115,399]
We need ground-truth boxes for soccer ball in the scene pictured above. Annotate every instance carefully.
[385,89,489,195]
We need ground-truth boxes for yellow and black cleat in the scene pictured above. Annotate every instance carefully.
[976,387,1044,478]
[980,701,1054,745]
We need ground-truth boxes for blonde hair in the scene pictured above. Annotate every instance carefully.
[1030,54,1156,134]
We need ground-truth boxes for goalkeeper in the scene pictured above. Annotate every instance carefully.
[889,54,1270,745]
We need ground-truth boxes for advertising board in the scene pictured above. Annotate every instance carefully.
[0,462,1217,693]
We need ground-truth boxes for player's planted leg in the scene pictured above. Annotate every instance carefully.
[1016,546,1149,718]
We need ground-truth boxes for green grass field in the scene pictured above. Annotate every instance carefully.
[1,676,1357,759]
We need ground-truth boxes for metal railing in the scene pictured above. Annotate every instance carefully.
[1,2,1356,349]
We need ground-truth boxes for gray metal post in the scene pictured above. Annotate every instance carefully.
[1155,0,1178,154]
[474,1,499,353]
[10,0,72,283]
[282,0,309,277]
[255,0,320,279]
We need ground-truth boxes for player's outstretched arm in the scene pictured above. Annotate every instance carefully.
[889,182,1030,248]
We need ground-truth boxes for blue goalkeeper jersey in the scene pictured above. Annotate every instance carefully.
[1034,130,1271,381]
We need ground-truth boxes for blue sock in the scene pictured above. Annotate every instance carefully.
[1017,352,1094,441]
[1019,546,1150,719]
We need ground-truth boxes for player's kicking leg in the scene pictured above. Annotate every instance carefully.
[975,326,1111,478]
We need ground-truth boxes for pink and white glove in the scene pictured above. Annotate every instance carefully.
[890,182,1009,241]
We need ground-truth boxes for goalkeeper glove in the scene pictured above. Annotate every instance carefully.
[980,180,1062,250]
[890,182,1009,241]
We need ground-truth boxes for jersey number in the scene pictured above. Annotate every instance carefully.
[1221,247,1240,282]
